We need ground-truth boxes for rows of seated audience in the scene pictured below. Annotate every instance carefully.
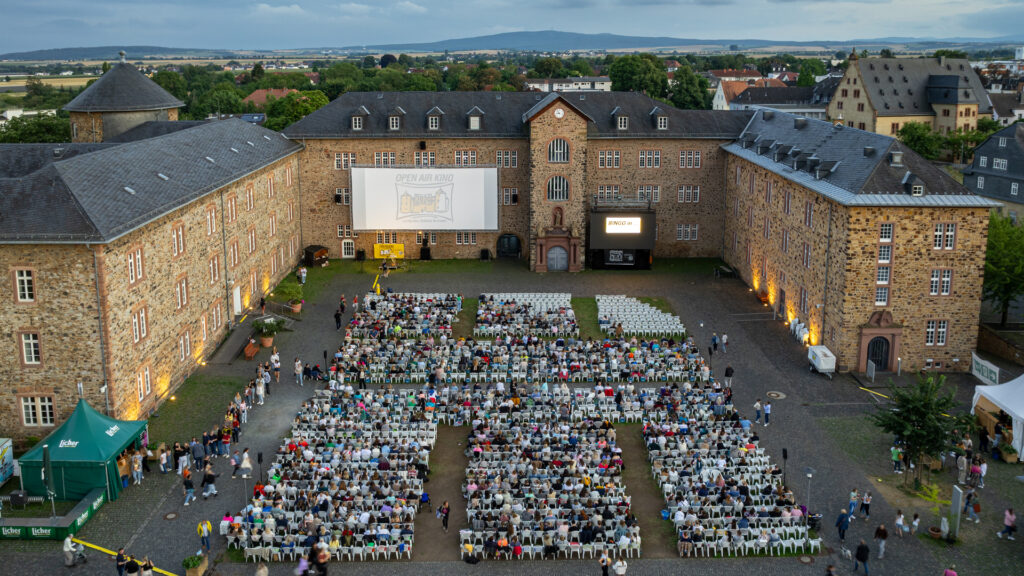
[474,293,578,338]
[347,293,462,339]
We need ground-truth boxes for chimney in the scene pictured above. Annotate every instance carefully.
[863,146,875,157]
[890,150,904,167]
[794,118,808,129]
[938,55,946,67]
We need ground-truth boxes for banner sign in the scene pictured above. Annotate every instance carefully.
[373,243,405,259]
[971,352,999,386]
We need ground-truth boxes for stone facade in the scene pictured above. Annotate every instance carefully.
[69,108,178,143]
[0,154,301,439]
[723,154,989,373]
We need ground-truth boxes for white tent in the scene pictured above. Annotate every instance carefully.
[972,374,1024,454]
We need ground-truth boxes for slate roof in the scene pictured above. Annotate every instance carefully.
[64,62,184,113]
[962,123,1024,203]
[243,88,299,108]
[720,79,786,104]
[105,120,207,143]
[731,87,815,106]
[0,119,302,243]
[0,143,114,178]
[989,92,1024,119]
[283,91,753,140]
[723,109,997,207]
[854,57,992,117]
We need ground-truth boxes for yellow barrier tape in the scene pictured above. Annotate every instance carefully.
[858,387,952,417]
[72,538,179,576]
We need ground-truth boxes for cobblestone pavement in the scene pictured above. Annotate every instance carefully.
[8,260,1021,576]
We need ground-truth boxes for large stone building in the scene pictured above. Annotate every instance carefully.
[283,91,750,271]
[723,110,997,373]
[0,66,301,439]
[962,123,1024,223]
[826,53,993,136]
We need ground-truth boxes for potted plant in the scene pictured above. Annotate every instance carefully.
[253,318,282,348]
[275,281,304,314]
[182,553,207,576]
[998,443,1018,464]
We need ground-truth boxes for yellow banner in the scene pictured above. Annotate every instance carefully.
[373,243,405,259]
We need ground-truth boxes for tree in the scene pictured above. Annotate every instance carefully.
[569,58,593,77]
[0,114,71,143]
[361,55,377,69]
[252,62,265,80]
[897,122,943,159]
[609,54,668,97]
[533,57,563,78]
[101,61,111,74]
[398,54,413,68]
[152,70,187,100]
[879,48,894,58]
[871,373,960,486]
[977,117,1000,133]
[669,65,710,110]
[380,54,398,69]
[983,213,1024,327]
[264,90,328,131]
[932,49,968,60]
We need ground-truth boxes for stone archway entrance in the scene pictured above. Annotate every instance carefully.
[547,246,569,271]
[867,336,890,371]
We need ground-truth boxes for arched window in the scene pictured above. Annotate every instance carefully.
[547,176,569,201]
[548,139,570,163]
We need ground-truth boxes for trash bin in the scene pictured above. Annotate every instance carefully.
[9,490,28,509]
[807,513,822,532]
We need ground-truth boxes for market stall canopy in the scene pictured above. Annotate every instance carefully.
[972,373,1024,454]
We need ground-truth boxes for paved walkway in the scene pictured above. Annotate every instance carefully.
[7,259,1020,575]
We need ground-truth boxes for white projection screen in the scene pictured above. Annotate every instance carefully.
[351,167,499,231]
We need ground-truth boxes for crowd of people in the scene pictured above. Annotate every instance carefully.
[347,293,462,339]
[474,293,578,338]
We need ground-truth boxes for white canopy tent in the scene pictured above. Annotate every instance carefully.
[972,374,1024,454]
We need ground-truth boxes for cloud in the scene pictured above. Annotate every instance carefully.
[395,1,427,12]
[254,3,306,15]
[337,2,373,14]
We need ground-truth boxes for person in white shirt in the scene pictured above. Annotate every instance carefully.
[613,558,628,575]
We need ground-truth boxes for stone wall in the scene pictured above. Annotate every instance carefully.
[69,112,103,143]
[0,245,105,439]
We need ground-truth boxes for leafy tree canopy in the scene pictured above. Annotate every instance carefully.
[0,114,71,143]
[609,54,668,97]
[264,90,328,131]
[983,213,1024,327]
[897,122,943,160]
[669,65,710,110]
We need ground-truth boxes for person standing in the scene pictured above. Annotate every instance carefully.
[239,448,253,479]
[996,507,1016,540]
[956,452,968,485]
[230,451,241,479]
[63,534,76,566]
[894,510,906,537]
[116,548,128,576]
[763,401,771,427]
[721,333,728,352]
[754,399,763,424]
[724,365,734,387]
[183,471,196,506]
[197,519,212,554]
[891,445,903,473]
[836,509,852,543]
[964,490,980,523]
[259,297,266,315]
[853,539,870,574]
[440,500,451,533]
[711,333,719,353]
[860,491,872,519]
[295,357,303,386]
[848,488,859,515]
[874,524,888,559]
[613,558,628,576]
[599,552,611,576]
[334,309,342,331]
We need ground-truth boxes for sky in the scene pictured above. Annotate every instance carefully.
[2,0,1023,53]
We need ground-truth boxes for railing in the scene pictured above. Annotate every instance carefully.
[590,194,654,209]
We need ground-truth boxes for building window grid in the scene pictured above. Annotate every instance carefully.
[679,150,701,168]
[875,287,889,306]
[637,185,660,202]
[657,116,668,130]
[374,152,395,167]
[638,150,660,168]
[547,176,569,201]
[21,332,41,364]
[389,116,400,130]
[933,223,956,250]
[127,248,143,285]
[784,190,791,214]
[993,158,1008,171]
[1012,183,1019,196]
[246,185,254,210]
[978,156,987,168]
[179,331,191,361]
[209,255,220,284]
[876,266,890,285]
[763,216,770,240]
[926,319,948,346]
[802,242,811,268]
[21,396,54,427]
[677,185,700,203]
[428,115,440,130]
[454,150,477,166]
[267,175,275,199]
[599,151,621,168]
[782,229,789,253]
[503,187,519,205]
[548,140,570,163]
[879,223,893,242]
[804,202,813,227]
[414,152,436,166]
[676,224,699,241]
[878,245,892,263]
[15,270,34,302]
[496,150,517,168]
[799,287,808,314]
[206,206,217,236]
[335,153,356,170]
[176,277,188,309]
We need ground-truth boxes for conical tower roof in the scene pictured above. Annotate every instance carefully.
[64,57,183,113]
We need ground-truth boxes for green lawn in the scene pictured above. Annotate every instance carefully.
[571,297,602,340]
[147,374,243,447]
[452,297,478,341]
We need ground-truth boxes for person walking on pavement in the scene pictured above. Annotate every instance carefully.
[201,466,219,499]
[334,309,342,331]
[996,507,1016,539]
[848,488,859,515]
[721,333,728,352]
[860,491,872,519]
[724,365,734,387]
[836,509,852,543]
[599,552,611,576]
[440,500,451,533]
[239,448,253,479]
[874,524,888,559]
[754,399,763,424]
[295,357,303,386]
[763,401,771,426]
[271,348,281,383]
[197,519,213,554]
[613,558,628,576]
[190,438,204,471]
[711,333,719,353]
[894,510,906,537]
[183,471,196,506]
[853,539,870,574]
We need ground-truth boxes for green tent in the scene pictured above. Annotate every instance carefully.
[19,399,147,501]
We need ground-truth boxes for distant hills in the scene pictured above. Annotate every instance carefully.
[2,30,1023,61]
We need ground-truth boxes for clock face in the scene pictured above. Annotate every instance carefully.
[554,108,565,119]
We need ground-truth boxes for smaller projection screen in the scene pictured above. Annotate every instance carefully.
[351,167,499,231]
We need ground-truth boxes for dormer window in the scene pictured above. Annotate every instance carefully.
[657,116,668,130]
[912,185,924,196]
[389,115,400,131]
[469,116,480,130]
[351,116,364,131]
[428,115,440,130]
[617,116,629,130]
